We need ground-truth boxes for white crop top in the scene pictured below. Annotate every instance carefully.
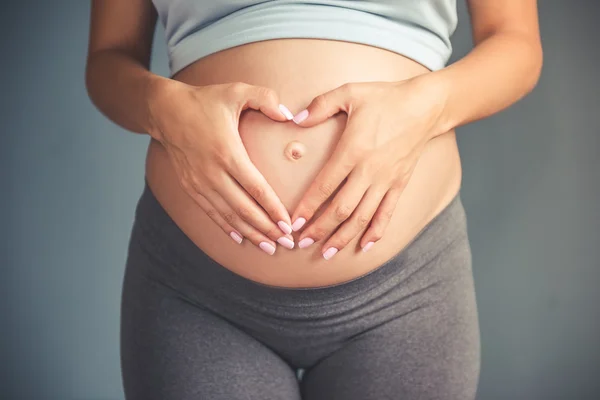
[151,0,458,76]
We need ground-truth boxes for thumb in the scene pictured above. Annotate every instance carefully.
[242,84,293,122]
[292,83,352,127]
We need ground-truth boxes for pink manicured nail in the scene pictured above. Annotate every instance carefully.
[230,231,243,244]
[298,237,314,249]
[323,247,338,260]
[278,220,292,235]
[293,109,309,124]
[362,241,375,252]
[259,242,276,255]
[279,104,294,120]
[292,217,306,231]
[277,236,295,249]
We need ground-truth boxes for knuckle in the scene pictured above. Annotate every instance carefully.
[203,173,220,191]
[312,94,328,110]
[258,87,278,103]
[227,157,245,175]
[189,174,205,191]
[336,235,352,248]
[394,175,406,188]
[183,177,201,194]
[341,82,353,94]
[356,214,371,228]
[213,148,236,168]
[346,148,363,165]
[228,82,248,97]
[370,216,390,239]
[373,187,388,200]
[205,208,219,221]
[221,211,236,225]
[236,206,254,222]
[266,206,280,220]
[371,232,383,241]
[382,208,395,221]
[368,227,383,241]
[391,180,403,190]
[397,167,411,184]
[316,181,335,199]
[333,204,352,221]
[179,177,192,192]
[342,82,357,100]
[304,208,318,220]
[247,184,265,202]
[354,163,372,179]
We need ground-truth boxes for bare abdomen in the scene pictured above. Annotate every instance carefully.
[145,39,463,288]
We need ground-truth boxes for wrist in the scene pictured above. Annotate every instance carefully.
[409,71,454,139]
[145,75,181,140]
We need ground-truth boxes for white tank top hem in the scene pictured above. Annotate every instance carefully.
[152,1,458,77]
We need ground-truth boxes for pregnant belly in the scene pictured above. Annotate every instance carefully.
[145,39,462,288]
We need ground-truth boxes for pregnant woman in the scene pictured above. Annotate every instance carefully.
[86,1,542,399]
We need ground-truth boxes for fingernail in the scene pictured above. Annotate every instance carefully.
[323,247,338,260]
[293,109,309,124]
[292,217,306,231]
[277,236,295,249]
[298,237,314,249]
[230,231,243,244]
[259,242,276,255]
[279,104,294,120]
[277,220,292,235]
[362,241,375,252]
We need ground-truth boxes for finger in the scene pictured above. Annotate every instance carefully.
[361,187,404,249]
[292,83,355,127]
[319,185,388,258]
[228,151,294,236]
[184,189,245,245]
[212,170,295,247]
[199,185,284,255]
[290,137,357,233]
[239,83,294,122]
[296,165,371,251]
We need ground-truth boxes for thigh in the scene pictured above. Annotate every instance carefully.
[120,245,302,400]
[299,261,481,400]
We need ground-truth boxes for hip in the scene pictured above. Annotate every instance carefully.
[123,185,476,368]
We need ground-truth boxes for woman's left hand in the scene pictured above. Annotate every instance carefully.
[290,76,447,259]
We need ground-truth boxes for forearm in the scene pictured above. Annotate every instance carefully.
[426,30,543,137]
[85,49,172,137]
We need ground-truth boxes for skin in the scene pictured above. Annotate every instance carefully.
[86,0,542,287]
[85,0,296,252]
[145,81,297,253]
[289,0,543,258]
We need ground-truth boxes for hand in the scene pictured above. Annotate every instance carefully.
[147,80,297,255]
[289,77,446,259]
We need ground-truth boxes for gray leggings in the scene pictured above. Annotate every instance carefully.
[120,180,481,400]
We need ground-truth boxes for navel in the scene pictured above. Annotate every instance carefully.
[284,140,306,161]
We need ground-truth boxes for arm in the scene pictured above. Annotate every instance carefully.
[85,0,296,253]
[286,0,543,258]
[85,0,168,136]
[427,0,543,138]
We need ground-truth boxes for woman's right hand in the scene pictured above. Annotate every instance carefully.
[146,79,296,255]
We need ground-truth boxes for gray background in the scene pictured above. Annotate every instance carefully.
[2,1,598,399]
